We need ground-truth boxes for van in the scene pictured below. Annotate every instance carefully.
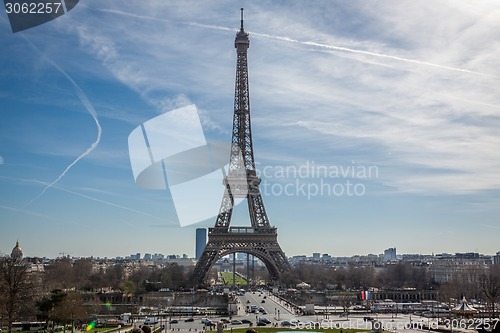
[144,318,158,325]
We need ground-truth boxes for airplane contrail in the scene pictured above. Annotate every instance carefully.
[169,17,494,78]
[91,7,492,78]
[1,175,171,222]
[33,180,169,221]
[251,32,495,78]
[22,40,102,208]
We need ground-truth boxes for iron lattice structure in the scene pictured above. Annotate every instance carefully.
[192,10,291,286]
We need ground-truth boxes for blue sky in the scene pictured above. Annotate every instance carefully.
[1,1,500,259]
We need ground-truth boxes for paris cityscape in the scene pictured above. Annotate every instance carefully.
[1,2,500,333]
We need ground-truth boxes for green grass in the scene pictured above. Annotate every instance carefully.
[220,272,247,285]
[85,328,120,333]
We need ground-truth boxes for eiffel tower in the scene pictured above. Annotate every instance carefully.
[192,9,291,286]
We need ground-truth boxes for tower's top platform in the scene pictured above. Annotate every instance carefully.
[235,8,249,49]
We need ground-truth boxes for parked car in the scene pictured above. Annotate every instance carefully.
[241,319,252,324]
[231,320,242,325]
[184,318,194,322]
[170,320,178,324]
[220,319,230,324]
[256,321,267,326]
[258,317,271,324]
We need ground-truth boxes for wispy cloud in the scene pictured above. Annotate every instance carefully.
[50,1,500,197]
[19,39,102,208]
[0,204,53,220]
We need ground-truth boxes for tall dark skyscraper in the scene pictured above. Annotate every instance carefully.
[195,228,207,260]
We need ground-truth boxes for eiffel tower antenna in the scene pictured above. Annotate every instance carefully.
[240,8,244,31]
[192,10,291,287]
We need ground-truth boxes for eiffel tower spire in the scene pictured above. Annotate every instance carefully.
[192,10,291,286]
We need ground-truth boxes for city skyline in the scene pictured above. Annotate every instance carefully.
[1,238,498,260]
[1,1,500,259]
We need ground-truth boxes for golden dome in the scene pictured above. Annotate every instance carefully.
[11,240,23,259]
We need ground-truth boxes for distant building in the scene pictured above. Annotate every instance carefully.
[429,256,489,283]
[237,252,247,260]
[144,253,152,260]
[11,240,23,259]
[455,252,480,259]
[129,253,141,260]
[312,253,321,260]
[321,253,332,260]
[195,228,207,260]
[384,247,397,261]
[492,252,500,265]
[152,253,164,260]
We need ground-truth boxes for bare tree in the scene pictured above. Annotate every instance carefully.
[51,292,87,333]
[0,255,34,333]
[479,265,500,319]
[43,258,73,290]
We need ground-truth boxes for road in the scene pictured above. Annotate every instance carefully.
[131,292,460,333]
[236,290,298,323]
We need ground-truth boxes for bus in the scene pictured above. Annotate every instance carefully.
[11,322,46,331]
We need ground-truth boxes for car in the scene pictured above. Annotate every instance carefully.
[263,296,266,299]
[170,320,178,324]
[220,319,230,324]
[246,300,251,303]
[201,318,210,324]
[258,317,271,324]
[261,299,265,303]
[231,320,242,325]
[241,319,252,324]
[305,321,319,328]
[256,321,267,326]
[184,318,194,322]
[281,321,292,327]
[261,310,268,314]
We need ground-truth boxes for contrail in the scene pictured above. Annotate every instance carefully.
[22,40,102,207]
[251,32,494,78]
[33,180,170,222]
[90,7,493,78]
[1,175,171,222]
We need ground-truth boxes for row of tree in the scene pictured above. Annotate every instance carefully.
[41,257,192,292]
[2,255,499,332]
[0,255,193,333]
[281,262,434,290]
[280,262,500,315]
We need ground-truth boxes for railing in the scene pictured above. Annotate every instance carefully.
[209,227,277,234]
